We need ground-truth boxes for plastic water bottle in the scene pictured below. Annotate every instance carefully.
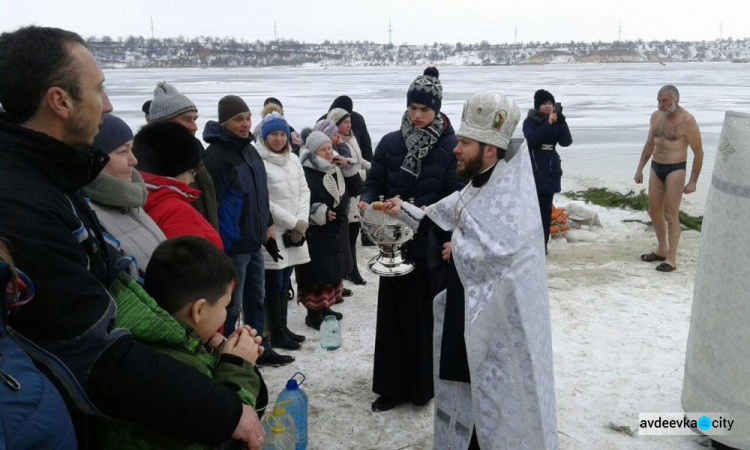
[261,401,295,450]
[275,372,308,450]
[320,316,341,351]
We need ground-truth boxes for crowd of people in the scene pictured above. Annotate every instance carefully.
[0,24,713,450]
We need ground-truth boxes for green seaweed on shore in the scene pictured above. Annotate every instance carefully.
[604,421,637,437]
[563,188,703,231]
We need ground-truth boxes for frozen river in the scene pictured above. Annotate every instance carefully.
[104,62,750,215]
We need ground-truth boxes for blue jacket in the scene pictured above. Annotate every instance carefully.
[1,264,76,450]
[203,121,273,254]
[362,115,464,258]
[522,109,573,193]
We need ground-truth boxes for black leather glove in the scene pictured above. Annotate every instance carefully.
[557,112,566,124]
[263,237,284,262]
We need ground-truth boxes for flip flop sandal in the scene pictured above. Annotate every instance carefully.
[656,262,676,272]
[641,252,667,262]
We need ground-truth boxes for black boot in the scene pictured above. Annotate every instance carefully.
[268,296,300,350]
[348,242,367,285]
[322,307,343,321]
[304,308,324,330]
[347,271,366,285]
[280,290,305,343]
[256,343,295,367]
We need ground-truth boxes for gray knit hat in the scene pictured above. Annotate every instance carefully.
[93,114,134,154]
[148,81,197,122]
[312,119,339,138]
[326,108,350,126]
[305,131,331,154]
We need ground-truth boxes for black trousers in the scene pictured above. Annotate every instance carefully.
[537,192,555,245]
[348,221,361,276]
[372,259,434,404]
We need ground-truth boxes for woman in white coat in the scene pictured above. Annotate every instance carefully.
[258,113,311,350]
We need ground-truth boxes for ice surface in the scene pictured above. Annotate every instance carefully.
[105,62,750,216]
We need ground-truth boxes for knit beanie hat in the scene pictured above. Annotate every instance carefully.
[305,131,332,154]
[327,108,350,126]
[93,114,134,154]
[260,112,290,141]
[312,119,339,138]
[148,81,198,122]
[407,68,443,113]
[218,95,250,124]
[133,121,202,177]
[534,89,555,110]
[264,97,283,109]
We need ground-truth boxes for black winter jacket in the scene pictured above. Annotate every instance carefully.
[203,121,273,254]
[361,115,464,258]
[522,109,573,193]
[296,167,362,286]
[0,119,242,447]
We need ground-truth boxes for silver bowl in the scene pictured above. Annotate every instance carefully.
[358,205,415,277]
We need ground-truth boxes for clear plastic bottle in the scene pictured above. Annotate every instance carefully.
[275,372,308,450]
[261,410,295,450]
[261,401,295,448]
[319,315,341,351]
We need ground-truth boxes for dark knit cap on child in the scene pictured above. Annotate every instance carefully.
[93,114,134,154]
[534,89,556,110]
[407,67,443,114]
[218,95,250,124]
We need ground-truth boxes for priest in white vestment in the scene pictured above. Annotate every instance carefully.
[382,91,558,450]
[682,111,750,450]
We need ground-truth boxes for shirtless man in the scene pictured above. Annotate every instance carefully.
[634,85,703,272]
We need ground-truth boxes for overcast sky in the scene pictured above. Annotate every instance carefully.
[1,0,748,45]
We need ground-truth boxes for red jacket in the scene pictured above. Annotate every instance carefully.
[141,172,224,250]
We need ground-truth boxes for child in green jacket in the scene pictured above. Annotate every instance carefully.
[101,236,267,449]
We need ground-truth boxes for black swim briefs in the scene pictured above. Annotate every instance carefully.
[651,160,687,181]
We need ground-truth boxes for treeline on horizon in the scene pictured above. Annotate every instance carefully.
[87,35,749,48]
[86,35,750,68]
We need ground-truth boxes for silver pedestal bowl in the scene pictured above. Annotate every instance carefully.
[358,205,415,277]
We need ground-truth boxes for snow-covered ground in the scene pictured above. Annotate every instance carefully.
[97,65,738,449]
[260,193,708,450]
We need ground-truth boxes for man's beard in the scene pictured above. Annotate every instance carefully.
[456,148,485,181]
[659,102,677,117]
[64,109,99,147]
